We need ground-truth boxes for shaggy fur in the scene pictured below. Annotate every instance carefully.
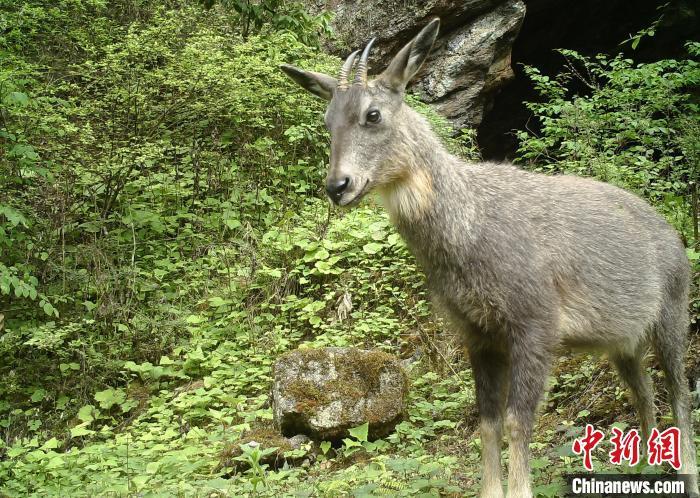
[281,18,698,498]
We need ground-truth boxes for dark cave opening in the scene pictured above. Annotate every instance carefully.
[477,0,699,161]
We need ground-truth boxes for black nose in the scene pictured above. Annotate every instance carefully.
[326,176,350,202]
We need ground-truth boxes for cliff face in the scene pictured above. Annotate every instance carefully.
[310,0,699,158]
[308,0,526,131]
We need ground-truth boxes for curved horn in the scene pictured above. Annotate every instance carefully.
[353,37,376,85]
[337,49,360,90]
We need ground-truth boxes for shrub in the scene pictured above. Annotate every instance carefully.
[516,43,700,323]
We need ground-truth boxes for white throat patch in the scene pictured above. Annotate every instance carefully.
[379,168,434,223]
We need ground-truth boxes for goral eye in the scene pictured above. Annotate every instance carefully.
[366,109,381,124]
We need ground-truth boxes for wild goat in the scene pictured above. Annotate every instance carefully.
[280,18,698,498]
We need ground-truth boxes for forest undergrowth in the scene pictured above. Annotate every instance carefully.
[1,1,698,496]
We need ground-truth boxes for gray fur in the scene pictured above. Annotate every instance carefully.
[281,18,698,498]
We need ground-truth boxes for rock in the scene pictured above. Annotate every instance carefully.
[217,425,292,473]
[306,0,526,130]
[272,347,408,441]
[288,434,312,449]
[415,0,526,128]
[217,424,314,474]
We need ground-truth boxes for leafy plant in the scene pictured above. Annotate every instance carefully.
[234,443,278,492]
[3,0,697,496]
[516,43,700,323]
[516,44,700,241]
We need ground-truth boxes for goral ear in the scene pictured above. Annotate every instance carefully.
[279,65,337,101]
[378,18,440,93]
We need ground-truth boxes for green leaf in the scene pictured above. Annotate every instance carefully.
[120,399,138,413]
[348,422,369,443]
[95,389,125,410]
[41,437,59,450]
[0,205,28,228]
[6,446,27,458]
[60,362,80,373]
[208,296,227,307]
[70,424,94,438]
[77,405,95,423]
[433,419,456,429]
[186,314,206,324]
[387,233,402,246]
[224,218,241,230]
[41,301,58,317]
[5,92,29,106]
[342,438,362,449]
[362,242,383,255]
[131,475,150,491]
[30,389,46,403]
[159,355,174,365]
[46,456,65,469]
[262,267,282,278]
[304,247,329,262]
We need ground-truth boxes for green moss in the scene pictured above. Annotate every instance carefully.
[333,349,397,393]
[244,427,293,453]
[279,347,328,364]
[217,422,292,473]
[287,378,329,414]
[324,378,364,401]
[281,348,408,438]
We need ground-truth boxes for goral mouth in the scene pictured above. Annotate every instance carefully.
[339,178,371,207]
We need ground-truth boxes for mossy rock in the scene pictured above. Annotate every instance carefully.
[217,423,312,474]
[272,347,408,441]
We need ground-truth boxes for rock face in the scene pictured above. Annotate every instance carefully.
[307,0,526,130]
[272,348,408,441]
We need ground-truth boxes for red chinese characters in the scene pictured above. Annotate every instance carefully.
[609,427,641,466]
[647,427,681,470]
[573,425,682,471]
[572,424,605,471]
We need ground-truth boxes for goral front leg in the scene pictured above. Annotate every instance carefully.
[468,346,509,498]
[504,324,552,498]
